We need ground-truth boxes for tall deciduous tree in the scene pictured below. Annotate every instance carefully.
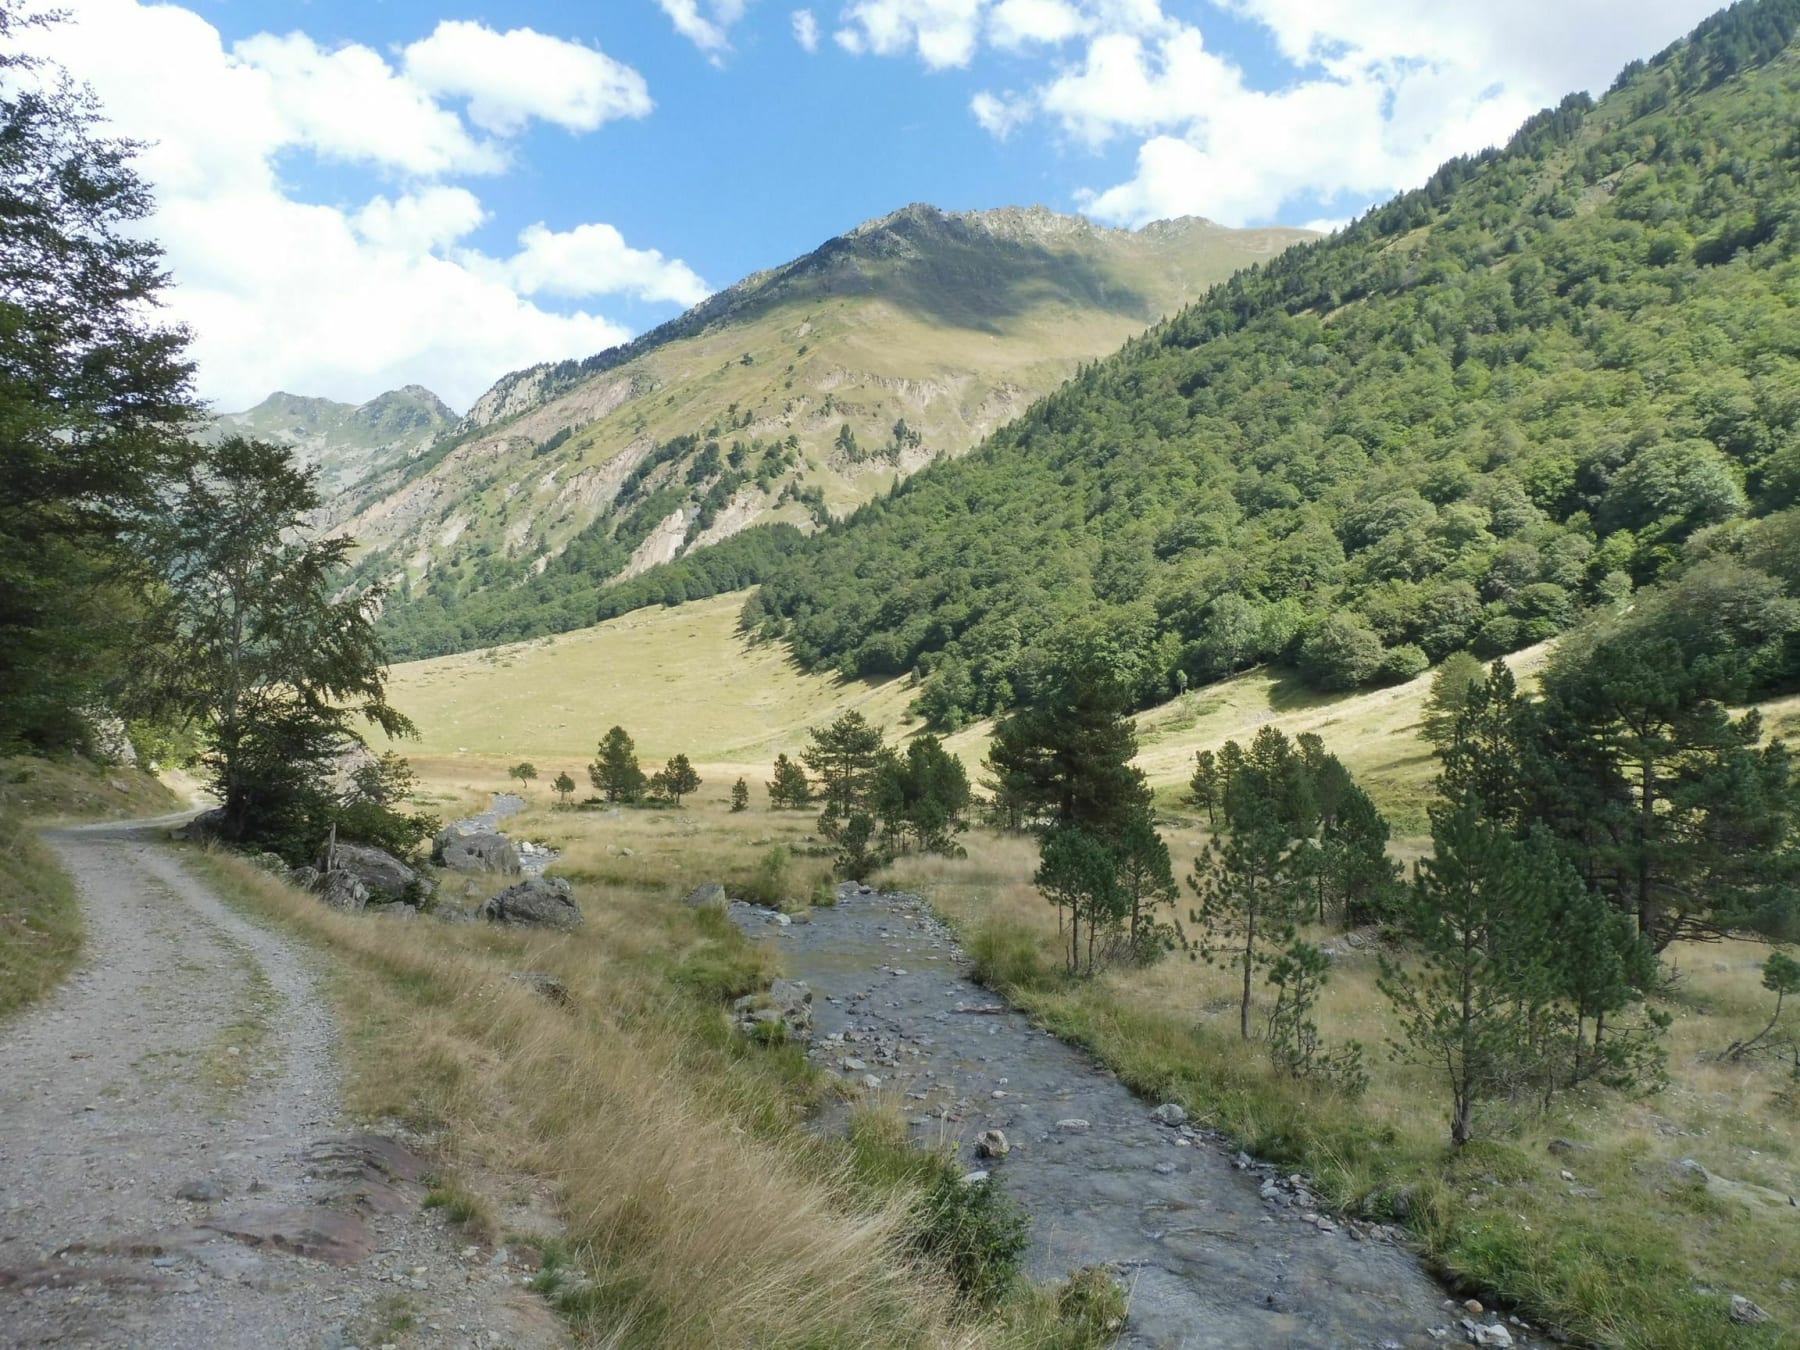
[143,437,411,856]
[0,7,199,746]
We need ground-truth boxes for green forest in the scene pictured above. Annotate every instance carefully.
[748,1,1800,729]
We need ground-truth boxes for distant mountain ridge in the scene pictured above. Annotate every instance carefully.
[352,202,1315,659]
[209,385,456,506]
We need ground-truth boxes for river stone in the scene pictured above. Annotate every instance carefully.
[1055,1119,1091,1134]
[683,882,728,910]
[1463,1320,1513,1347]
[976,1130,1009,1160]
[479,877,583,930]
[1731,1295,1772,1325]
[434,829,520,875]
[174,1179,228,1203]
[1151,1103,1188,1126]
[319,870,368,912]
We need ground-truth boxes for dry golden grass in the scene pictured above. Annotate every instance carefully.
[197,846,992,1350]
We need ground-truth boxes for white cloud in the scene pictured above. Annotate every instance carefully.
[989,0,1086,48]
[32,0,703,411]
[234,31,504,177]
[970,89,1032,138]
[834,0,1722,228]
[836,0,987,69]
[504,223,712,307]
[354,188,488,254]
[402,20,653,135]
[792,9,821,52]
[658,0,751,60]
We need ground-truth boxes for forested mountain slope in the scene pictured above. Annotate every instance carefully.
[206,386,454,506]
[360,205,1311,659]
[754,0,1800,729]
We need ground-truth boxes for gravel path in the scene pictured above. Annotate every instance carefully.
[737,886,1552,1350]
[0,820,564,1350]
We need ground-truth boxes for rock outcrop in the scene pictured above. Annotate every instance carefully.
[323,842,431,904]
[479,877,582,930]
[433,828,520,875]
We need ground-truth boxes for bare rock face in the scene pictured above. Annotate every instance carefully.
[682,882,728,910]
[478,877,582,930]
[434,829,520,875]
[324,842,430,902]
[319,870,369,911]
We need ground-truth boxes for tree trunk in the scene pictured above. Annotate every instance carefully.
[1240,904,1256,1041]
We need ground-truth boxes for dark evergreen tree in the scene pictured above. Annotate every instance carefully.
[730,777,750,812]
[590,726,647,803]
[0,6,200,746]
[802,711,885,837]
[767,752,811,808]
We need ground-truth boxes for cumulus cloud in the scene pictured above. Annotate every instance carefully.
[401,20,653,134]
[657,0,751,60]
[792,9,821,52]
[836,0,987,69]
[844,0,1722,227]
[33,0,705,411]
[504,223,712,307]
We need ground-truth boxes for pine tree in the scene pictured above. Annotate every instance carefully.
[589,726,646,803]
[1116,809,1177,958]
[802,711,885,837]
[1190,815,1295,1040]
[767,752,810,808]
[654,753,701,806]
[0,9,201,747]
[552,771,576,804]
[1036,826,1126,976]
[1187,749,1221,825]
[1378,805,1551,1146]
[730,777,750,812]
[986,659,1150,846]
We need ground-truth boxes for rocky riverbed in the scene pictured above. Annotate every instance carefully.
[734,884,1549,1350]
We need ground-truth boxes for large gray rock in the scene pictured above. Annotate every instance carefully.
[479,877,582,930]
[320,871,369,911]
[325,842,431,903]
[682,882,728,910]
[176,808,228,842]
[434,829,520,875]
[731,978,813,1039]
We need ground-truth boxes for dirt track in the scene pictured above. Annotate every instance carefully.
[0,821,561,1350]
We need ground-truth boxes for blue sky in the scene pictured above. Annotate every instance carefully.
[37,0,1725,410]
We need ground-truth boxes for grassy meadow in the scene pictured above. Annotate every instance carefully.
[385,599,1800,1348]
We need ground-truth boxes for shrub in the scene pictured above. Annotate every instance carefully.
[967,917,1051,993]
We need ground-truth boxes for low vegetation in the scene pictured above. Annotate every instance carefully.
[190,779,1122,1350]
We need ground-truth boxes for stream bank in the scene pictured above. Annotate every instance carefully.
[734,884,1548,1350]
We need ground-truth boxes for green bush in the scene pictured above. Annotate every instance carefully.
[738,845,793,908]
[967,917,1052,993]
